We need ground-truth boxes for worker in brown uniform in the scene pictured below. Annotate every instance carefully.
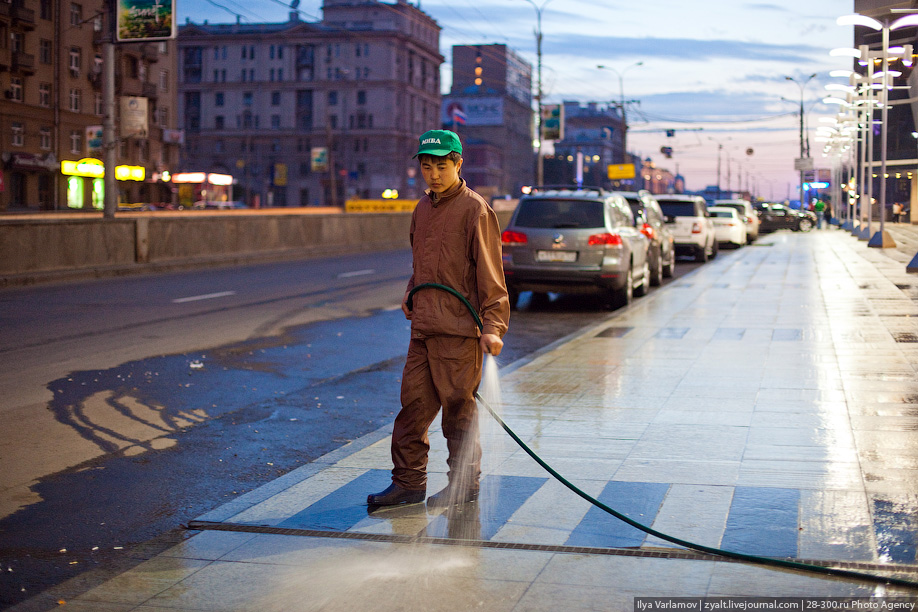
[368,129,510,508]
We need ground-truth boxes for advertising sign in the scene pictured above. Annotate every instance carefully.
[540,104,564,141]
[440,97,504,126]
[607,163,636,180]
[86,125,103,156]
[117,0,176,42]
[120,97,148,138]
[310,147,328,172]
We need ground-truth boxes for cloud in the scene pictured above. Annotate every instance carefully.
[540,34,824,64]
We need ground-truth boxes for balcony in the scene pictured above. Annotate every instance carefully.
[142,81,158,98]
[88,70,102,89]
[141,44,159,63]
[11,5,36,29]
[12,52,36,75]
[0,2,10,17]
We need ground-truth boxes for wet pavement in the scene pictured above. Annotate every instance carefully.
[10,224,918,611]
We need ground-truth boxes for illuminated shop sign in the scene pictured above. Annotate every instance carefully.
[60,158,145,181]
[170,172,233,185]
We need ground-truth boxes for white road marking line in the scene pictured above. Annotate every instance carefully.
[172,291,237,303]
[337,269,375,278]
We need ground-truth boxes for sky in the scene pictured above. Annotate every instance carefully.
[177,0,856,199]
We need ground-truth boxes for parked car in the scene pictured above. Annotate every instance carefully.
[707,206,747,248]
[501,187,651,308]
[757,203,816,233]
[713,198,759,242]
[620,190,676,286]
[655,194,718,262]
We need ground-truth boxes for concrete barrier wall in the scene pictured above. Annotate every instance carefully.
[0,210,514,285]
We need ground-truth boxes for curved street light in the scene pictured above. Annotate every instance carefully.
[597,62,643,165]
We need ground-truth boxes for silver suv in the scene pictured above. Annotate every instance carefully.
[655,194,717,263]
[501,188,650,308]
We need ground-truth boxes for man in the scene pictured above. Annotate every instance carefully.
[367,129,510,508]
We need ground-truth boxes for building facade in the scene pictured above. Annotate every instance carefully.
[441,43,533,197]
[177,0,442,207]
[0,0,179,211]
[547,100,632,190]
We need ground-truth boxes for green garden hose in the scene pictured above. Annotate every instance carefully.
[405,283,918,590]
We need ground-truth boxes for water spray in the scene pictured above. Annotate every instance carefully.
[405,283,918,590]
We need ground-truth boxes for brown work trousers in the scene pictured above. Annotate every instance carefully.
[391,335,482,491]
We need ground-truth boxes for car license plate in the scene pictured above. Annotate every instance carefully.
[536,250,577,262]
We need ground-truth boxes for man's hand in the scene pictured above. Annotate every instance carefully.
[480,333,503,356]
[401,291,412,320]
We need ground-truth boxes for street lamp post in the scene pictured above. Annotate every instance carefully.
[837,12,918,248]
[520,0,555,187]
[597,62,643,165]
[785,73,817,213]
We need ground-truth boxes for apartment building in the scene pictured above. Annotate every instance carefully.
[177,0,442,207]
[442,44,534,197]
[0,0,178,211]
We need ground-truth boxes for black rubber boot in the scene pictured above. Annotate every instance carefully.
[367,483,425,506]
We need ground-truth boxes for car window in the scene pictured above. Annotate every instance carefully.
[659,201,696,217]
[711,210,734,218]
[514,198,605,229]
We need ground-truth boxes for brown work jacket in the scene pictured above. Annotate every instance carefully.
[407,179,510,340]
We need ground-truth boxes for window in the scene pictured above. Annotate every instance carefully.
[69,88,81,112]
[39,83,51,107]
[11,32,23,53]
[40,0,52,20]
[69,47,81,76]
[214,69,219,82]
[271,91,280,106]
[328,91,338,106]
[357,90,366,105]
[70,3,82,26]
[215,115,225,129]
[12,123,24,147]
[270,45,275,60]
[157,106,168,126]
[271,114,281,129]
[215,92,224,106]
[70,130,82,154]
[242,46,247,60]
[243,91,253,106]
[40,39,52,64]
[10,77,23,102]
[214,46,220,60]
[215,139,225,153]
[40,127,52,150]
[249,69,255,81]
[160,70,169,91]
[241,70,246,82]
[94,92,103,115]
[278,46,283,60]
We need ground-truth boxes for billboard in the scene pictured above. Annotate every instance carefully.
[441,98,504,126]
[117,0,176,42]
[120,97,148,138]
[540,104,564,141]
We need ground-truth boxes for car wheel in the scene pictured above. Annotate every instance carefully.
[797,218,813,232]
[650,247,663,286]
[662,247,675,278]
[530,292,550,308]
[695,244,708,263]
[608,267,633,308]
[635,258,651,297]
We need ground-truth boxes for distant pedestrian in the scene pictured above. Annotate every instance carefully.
[892,202,902,223]
[814,199,825,229]
[823,201,832,227]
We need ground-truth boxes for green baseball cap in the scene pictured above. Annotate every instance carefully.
[413,129,462,158]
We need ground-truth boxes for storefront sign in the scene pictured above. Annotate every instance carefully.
[61,158,145,181]
[117,0,176,42]
[8,153,58,171]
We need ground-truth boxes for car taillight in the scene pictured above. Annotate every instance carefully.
[692,222,703,234]
[745,215,754,224]
[501,230,528,245]
[588,233,623,246]
[640,222,655,240]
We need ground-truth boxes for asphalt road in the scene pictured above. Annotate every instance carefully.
[0,248,703,608]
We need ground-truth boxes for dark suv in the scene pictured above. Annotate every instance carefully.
[501,188,650,308]
[619,190,675,286]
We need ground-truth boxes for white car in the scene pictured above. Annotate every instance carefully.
[714,199,759,242]
[655,194,718,262]
[707,206,747,248]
